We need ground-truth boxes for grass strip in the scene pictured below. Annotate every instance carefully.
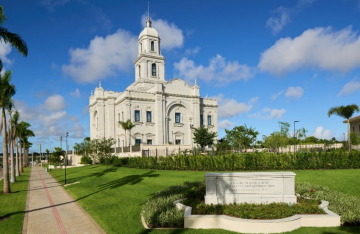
[0,167,31,234]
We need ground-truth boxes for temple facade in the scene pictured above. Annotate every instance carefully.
[89,16,218,147]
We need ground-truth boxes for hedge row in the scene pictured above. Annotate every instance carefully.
[105,149,360,171]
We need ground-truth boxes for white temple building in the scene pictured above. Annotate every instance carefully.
[89,16,218,147]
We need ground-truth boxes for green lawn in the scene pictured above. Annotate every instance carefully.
[0,167,30,234]
[49,166,360,234]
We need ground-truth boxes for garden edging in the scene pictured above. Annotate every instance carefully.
[174,199,340,234]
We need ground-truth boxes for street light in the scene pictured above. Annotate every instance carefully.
[65,132,68,184]
[294,121,299,153]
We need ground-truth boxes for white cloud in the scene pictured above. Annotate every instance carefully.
[141,15,184,50]
[248,108,286,120]
[259,26,360,76]
[285,86,304,99]
[215,94,256,119]
[338,80,360,96]
[174,54,254,85]
[62,29,138,83]
[41,0,70,11]
[266,7,291,34]
[185,46,200,55]
[0,40,13,66]
[70,88,81,97]
[266,0,318,34]
[218,120,235,129]
[313,126,334,139]
[271,91,284,100]
[44,94,66,112]
[14,97,85,139]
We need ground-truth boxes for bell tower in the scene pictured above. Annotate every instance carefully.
[134,16,166,82]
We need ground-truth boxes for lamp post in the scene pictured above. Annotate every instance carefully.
[294,121,299,153]
[65,132,68,185]
[343,133,345,142]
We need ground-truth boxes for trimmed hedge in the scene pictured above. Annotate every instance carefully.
[142,181,203,228]
[107,150,360,171]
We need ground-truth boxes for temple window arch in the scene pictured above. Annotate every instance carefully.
[152,63,156,76]
[138,65,141,78]
[151,41,155,51]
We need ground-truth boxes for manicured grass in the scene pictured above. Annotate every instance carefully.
[49,166,360,234]
[0,167,30,234]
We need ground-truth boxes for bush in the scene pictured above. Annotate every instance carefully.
[184,198,324,219]
[142,181,204,228]
[296,182,360,225]
[105,149,360,171]
[80,156,92,164]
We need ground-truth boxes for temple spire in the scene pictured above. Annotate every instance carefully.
[146,1,152,27]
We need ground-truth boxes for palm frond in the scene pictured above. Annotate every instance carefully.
[0,27,28,57]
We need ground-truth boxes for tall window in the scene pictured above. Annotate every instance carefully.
[151,41,154,51]
[147,139,152,145]
[200,114,203,125]
[146,111,152,122]
[118,138,120,147]
[122,111,124,121]
[138,65,141,77]
[135,139,141,145]
[208,115,212,125]
[353,126,355,132]
[152,63,156,76]
[135,110,140,122]
[175,113,181,123]
[118,113,120,121]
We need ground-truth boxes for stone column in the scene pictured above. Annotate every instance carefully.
[97,100,105,138]
[154,84,164,145]
[105,98,115,140]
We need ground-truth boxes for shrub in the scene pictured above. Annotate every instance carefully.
[80,156,92,164]
[142,181,204,228]
[184,198,324,220]
[296,182,360,225]
[105,149,360,171]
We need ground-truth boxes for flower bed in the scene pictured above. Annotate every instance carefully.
[182,183,325,219]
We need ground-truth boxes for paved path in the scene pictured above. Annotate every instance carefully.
[23,166,105,234]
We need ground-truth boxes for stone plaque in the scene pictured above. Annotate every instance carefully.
[204,172,296,205]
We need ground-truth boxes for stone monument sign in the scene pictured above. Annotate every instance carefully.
[204,172,296,205]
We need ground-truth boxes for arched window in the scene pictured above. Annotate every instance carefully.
[138,65,141,77]
[152,63,156,76]
[151,41,154,51]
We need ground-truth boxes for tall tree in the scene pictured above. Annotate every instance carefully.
[225,125,259,152]
[96,137,116,170]
[118,119,135,147]
[17,121,34,170]
[11,110,20,176]
[328,104,359,152]
[7,99,15,182]
[0,5,28,71]
[0,70,15,193]
[192,126,218,152]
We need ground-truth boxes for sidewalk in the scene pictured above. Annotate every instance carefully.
[23,166,105,234]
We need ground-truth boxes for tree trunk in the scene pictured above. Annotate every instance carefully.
[19,142,23,173]
[2,110,11,193]
[15,137,20,177]
[23,142,26,168]
[348,119,351,152]
[10,137,15,183]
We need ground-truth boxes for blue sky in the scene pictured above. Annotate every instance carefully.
[1,0,360,152]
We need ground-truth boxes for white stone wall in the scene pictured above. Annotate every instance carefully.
[89,17,218,147]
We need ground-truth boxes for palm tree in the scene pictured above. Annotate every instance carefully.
[0,70,15,193]
[118,119,135,147]
[7,99,15,182]
[17,121,33,171]
[11,110,20,176]
[328,104,360,152]
[0,5,28,71]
